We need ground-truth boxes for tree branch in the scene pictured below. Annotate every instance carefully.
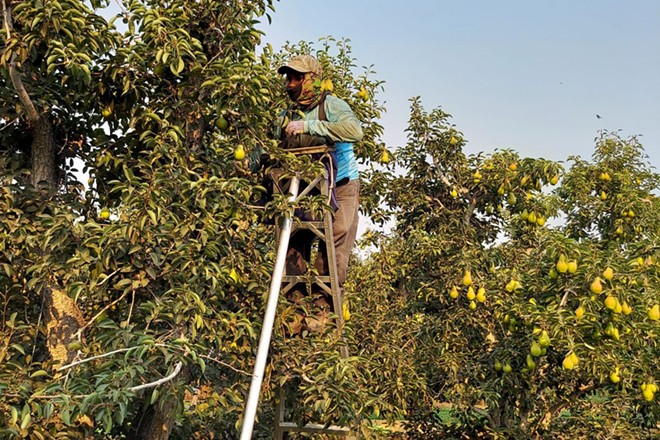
[2,0,39,122]
[129,361,183,392]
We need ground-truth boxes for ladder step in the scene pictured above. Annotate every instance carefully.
[293,221,325,229]
[282,275,333,284]
[277,422,349,435]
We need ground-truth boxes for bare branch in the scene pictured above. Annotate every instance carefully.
[2,0,39,122]
[129,361,183,392]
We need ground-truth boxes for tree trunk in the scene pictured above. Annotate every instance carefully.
[133,366,189,440]
[43,287,85,365]
[30,116,57,188]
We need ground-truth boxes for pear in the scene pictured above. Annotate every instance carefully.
[526,354,536,369]
[229,268,239,283]
[575,306,585,320]
[215,115,229,132]
[530,342,542,357]
[466,286,476,301]
[550,174,559,185]
[556,255,568,273]
[234,144,246,160]
[621,302,632,315]
[604,295,617,310]
[602,267,614,281]
[609,368,621,383]
[449,285,459,299]
[462,270,473,287]
[99,208,110,220]
[567,260,578,273]
[380,150,391,164]
[451,188,458,198]
[494,360,503,372]
[476,287,487,303]
[648,304,660,321]
[590,277,603,294]
[469,301,477,310]
[538,330,551,348]
[503,363,512,373]
[562,355,575,370]
[449,136,459,145]
[342,303,351,321]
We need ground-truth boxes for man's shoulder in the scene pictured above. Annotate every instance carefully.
[324,94,350,106]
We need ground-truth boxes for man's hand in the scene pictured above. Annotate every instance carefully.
[285,120,305,136]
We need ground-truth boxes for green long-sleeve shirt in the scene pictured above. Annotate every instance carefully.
[274,95,363,143]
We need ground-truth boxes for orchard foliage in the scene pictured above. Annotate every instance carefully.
[1,0,386,438]
[351,100,659,438]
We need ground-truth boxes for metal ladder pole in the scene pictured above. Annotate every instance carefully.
[239,177,300,440]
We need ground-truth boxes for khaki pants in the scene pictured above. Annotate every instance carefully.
[286,179,360,289]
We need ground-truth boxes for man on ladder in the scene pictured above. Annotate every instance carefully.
[275,54,363,331]
[239,54,363,439]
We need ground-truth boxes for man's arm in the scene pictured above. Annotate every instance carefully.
[304,97,363,143]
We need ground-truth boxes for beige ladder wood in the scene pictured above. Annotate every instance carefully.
[271,147,350,438]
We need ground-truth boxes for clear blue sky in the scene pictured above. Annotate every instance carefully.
[259,0,660,169]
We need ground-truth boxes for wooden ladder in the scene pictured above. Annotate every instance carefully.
[271,146,350,438]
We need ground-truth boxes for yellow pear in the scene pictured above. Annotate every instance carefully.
[469,301,477,310]
[621,302,632,315]
[503,363,512,373]
[604,295,617,310]
[575,306,585,320]
[590,277,603,294]
[567,260,578,273]
[451,188,458,198]
[530,342,542,357]
[556,256,568,274]
[562,355,575,370]
[509,163,517,171]
[449,136,459,145]
[609,369,621,383]
[99,208,110,220]
[642,386,655,402]
[449,285,459,299]
[550,174,559,185]
[234,144,245,160]
[380,150,391,164]
[602,267,614,281]
[466,286,476,301]
[476,287,487,303]
[342,303,351,321]
[648,304,660,321]
[600,191,608,201]
[462,270,473,287]
[229,268,239,283]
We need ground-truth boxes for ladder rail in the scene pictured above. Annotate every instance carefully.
[239,177,300,440]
